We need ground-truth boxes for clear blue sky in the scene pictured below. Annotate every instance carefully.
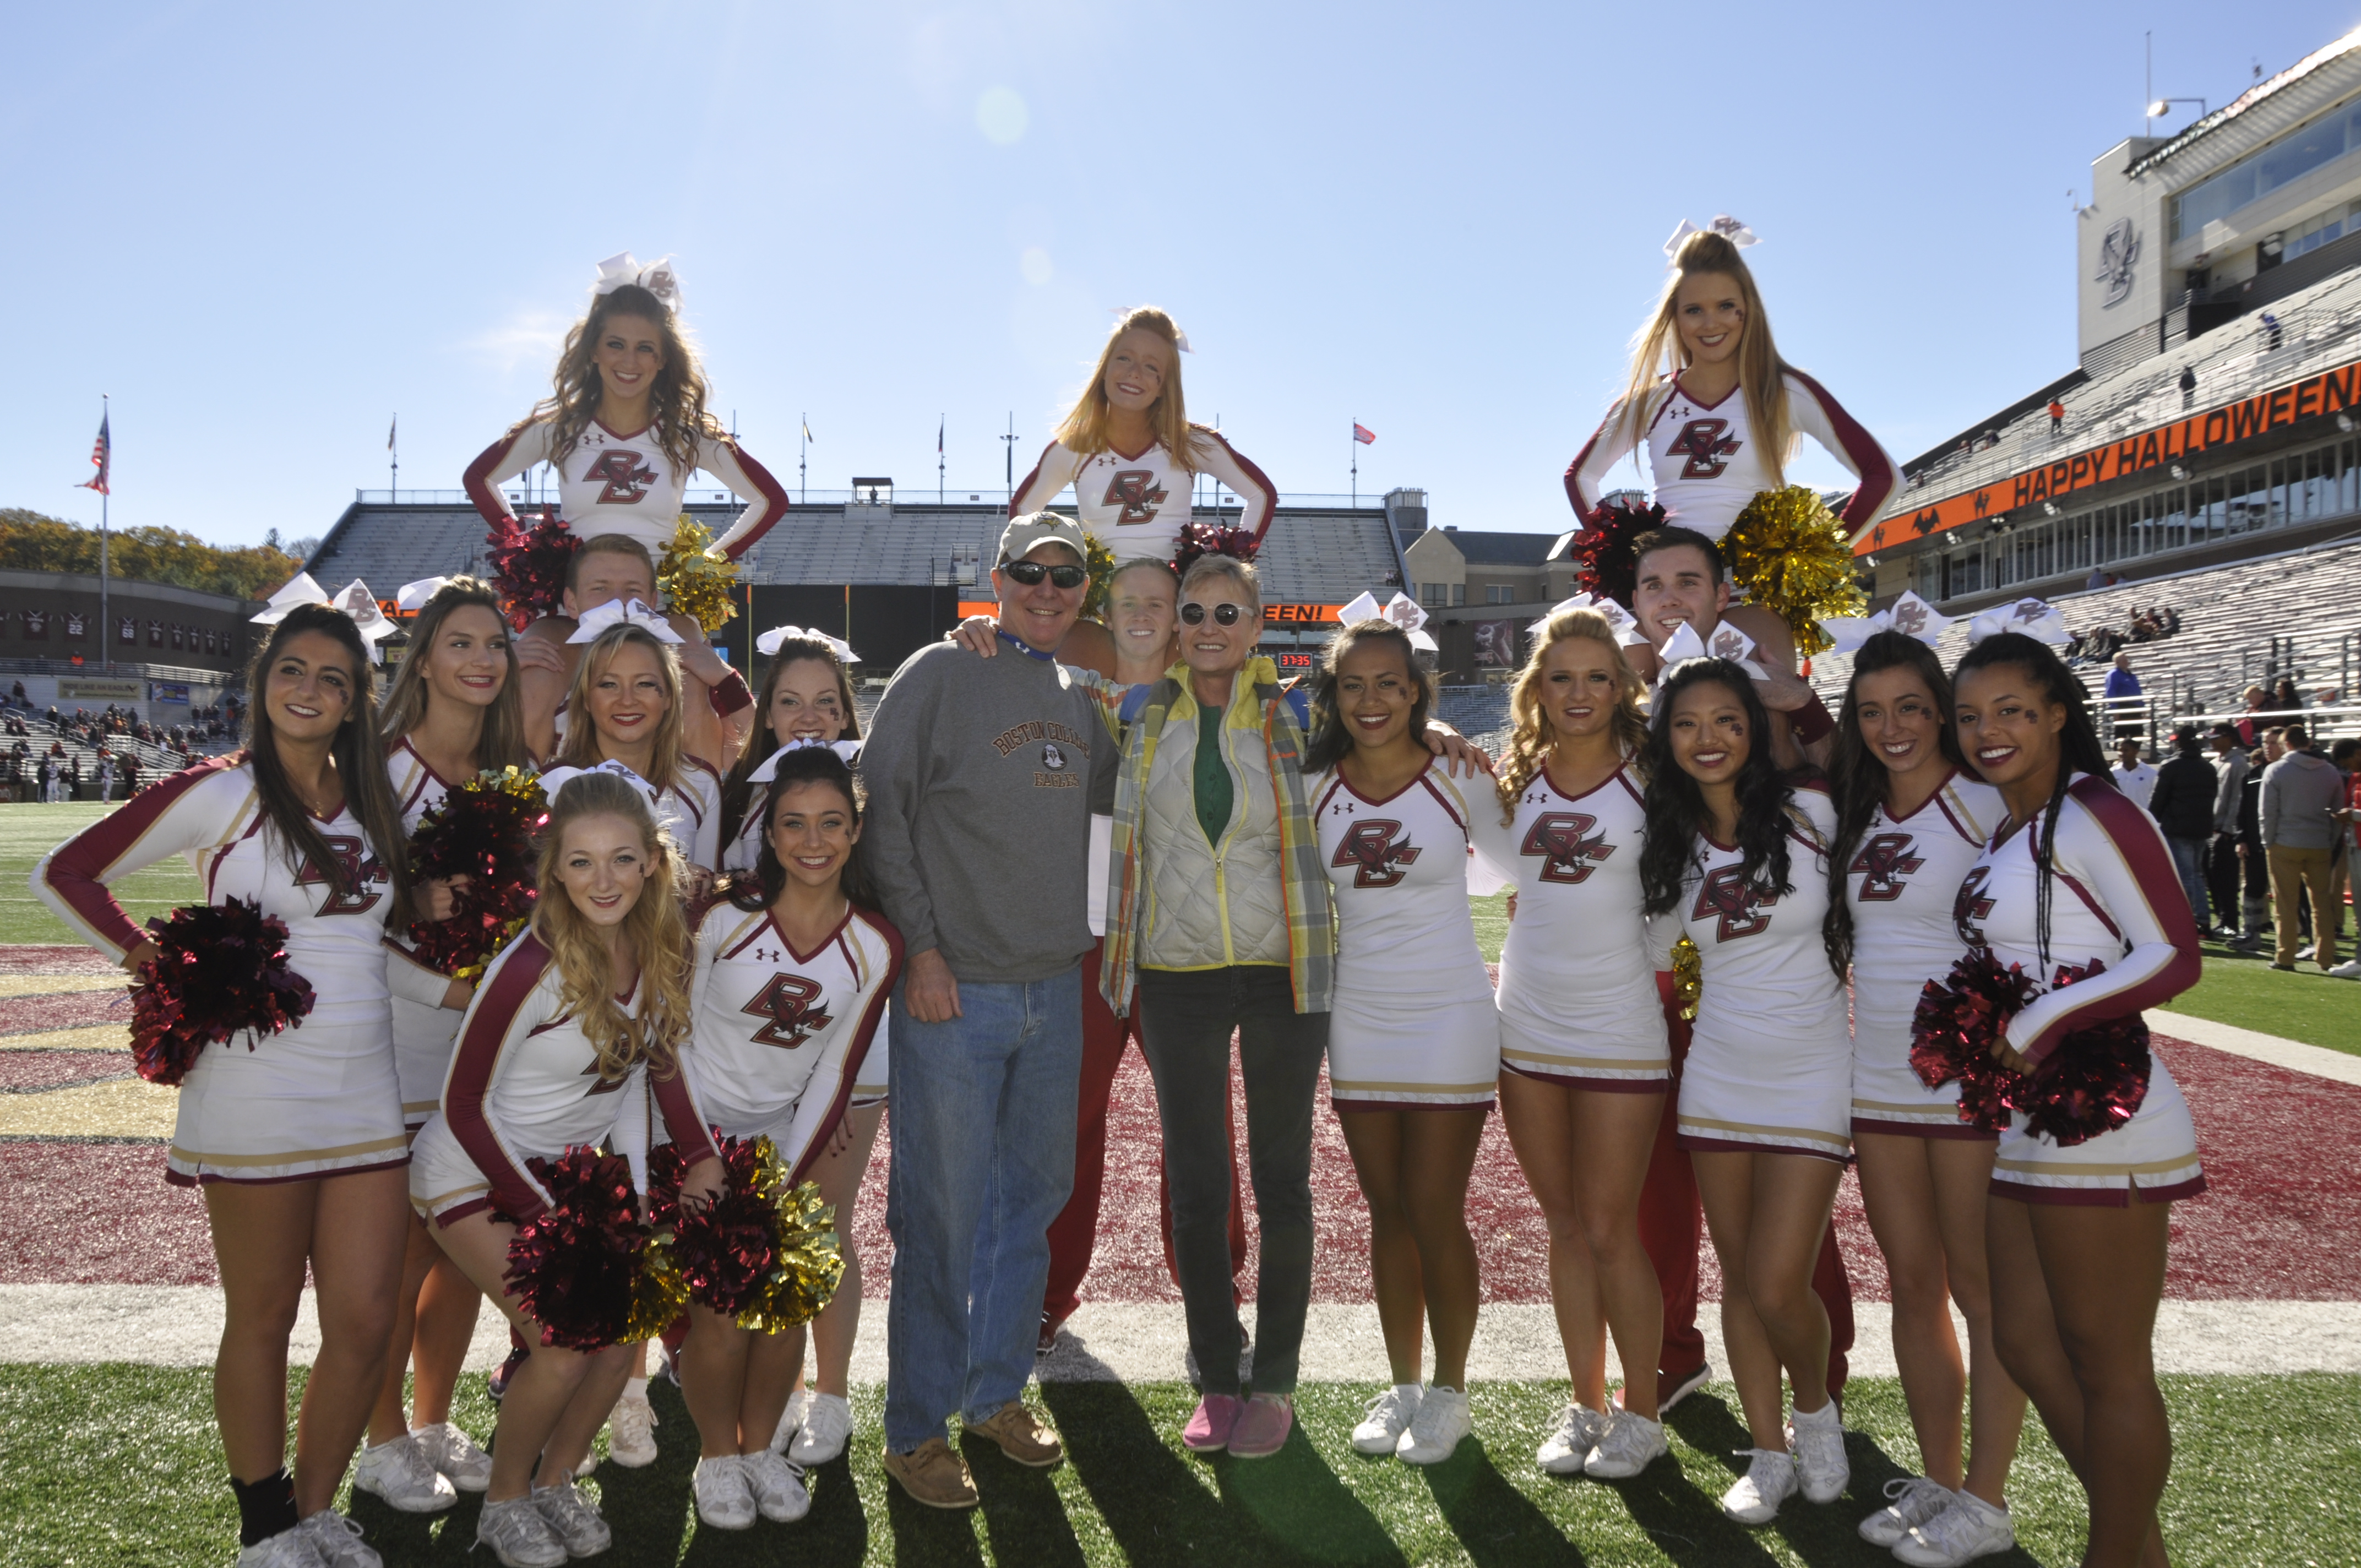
[6,2,2354,551]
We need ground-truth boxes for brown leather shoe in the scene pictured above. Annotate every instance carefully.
[881,1438,978,1509]
[961,1402,1064,1467]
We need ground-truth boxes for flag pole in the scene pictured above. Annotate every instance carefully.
[1351,416,1358,508]
[99,396,110,676]
[799,414,808,503]
[1001,412,1016,505]
[389,412,398,498]
[938,415,945,504]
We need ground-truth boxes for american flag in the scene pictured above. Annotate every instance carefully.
[1352,422,1376,445]
[79,410,111,495]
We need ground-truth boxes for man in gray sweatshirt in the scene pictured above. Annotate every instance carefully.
[860,513,1117,1507]
[2261,722,2346,971]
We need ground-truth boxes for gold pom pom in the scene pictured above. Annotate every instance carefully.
[1079,530,1117,623]
[624,1239,690,1345]
[1722,487,1868,658]
[657,514,741,637]
[735,1140,846,1333]
[1671,935,1703,1022]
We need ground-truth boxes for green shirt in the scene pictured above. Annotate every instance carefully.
[1194,701,1232,847]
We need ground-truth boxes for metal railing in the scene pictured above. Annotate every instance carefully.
[352,487,1396,513]
[2167,703,2361,741]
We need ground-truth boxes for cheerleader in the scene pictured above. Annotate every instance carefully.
[1825,631,2028,1564]
[1639,657,1851,1526]
[355,578,531,1514]
[1950,633,2204,1568]
[1304,618,1499,1467]
[552,609,723,879]
[716,630,862,875]
[674,744,900,1528]
[1472,606,1672,1479]
[36,602,415,1568]
[408,770,721,1568]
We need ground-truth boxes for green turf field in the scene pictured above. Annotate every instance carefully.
[0,801,201,946]
[0,1369,2349,1566]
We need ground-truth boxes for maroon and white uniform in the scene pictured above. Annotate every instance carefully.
[383,739,474,1127]
[652,760,725,875]
[1959,774,2206,1203]
[1010,429,1276,567]
[1473,759,1668,1090]
[1565,371,1897,539]
[1664,785,1852,1161]
[34,754,404,1185]
[1845,772,2008,1136]
[408,933,718,1226]
[463,418,790,562]
[679,900,901,1181]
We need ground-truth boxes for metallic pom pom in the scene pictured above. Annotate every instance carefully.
[1911,946,2042,1134]
[405,767,547,979]
[1570,498,1666,611]
[1079,530,1118,622]
[1722,486,1868,658]
[501,1147,681,1352]
[2020,960,2152,1146]
[1669,935,1704,1022]
[744,1177,846,1332]
[128,898,315,1087]
[1171,519,1259,580]
[485,508,581,631]
[651,1134,844,1332]
[657,515,740,637]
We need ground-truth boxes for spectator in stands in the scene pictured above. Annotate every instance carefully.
[2259,312,2282,351]
[2235,686,2270,746]
[2206,725,2251,940]
[2103,652,2142,704]
[1982,427,1999,449]
[2271,675,2304,712]
[2178,364,2197,407]
[2047,398,2065,435]
[2084,564,2104,592]
[2326,740,2361,979]
[2110,735,2157,809]
[2262,723,2344,971]
[121,755,140,796]
[2147,728,2218,937]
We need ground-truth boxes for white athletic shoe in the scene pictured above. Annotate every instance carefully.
[742,1450,812,1523]
[2329,958,2361,979]
[1536,1402,1611,1475]
[411,1422,492,1493]
[474,1496,565,1568]
[1581,1410,1668,1479]
[352,1435,455,1514]
[605,1393,658,1468]
[693,1455,757,1531]
[1860,1476,1955,1547]
[529,1480,611,1556]
[1788,1401,1849,1504]
[295,1511,380,1568]
[236,1527,327,1568]
[1350,1385,1422,1456]
[1721,1449,1798,1525]
[1396,1385,1471,1465]
[787,1391,853,1465]
[769,1388,810,1455]
[1894,1490,2016,1566]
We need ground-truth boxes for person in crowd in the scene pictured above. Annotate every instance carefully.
[1951,631,2204,1568]
[2329,738,2361,977]
[409,771,721,1568]
[2261,722,2346,973]
[2108,736,2156,811]
[2234,685,2269,747]
[2231,730,2282,950]
[2046,398,2065,435]
[2204,724,2250,940]
[2272,674,2304,713]
[36,603,414,1568]
[2145,727,2218,940]
[1639,658,1851,1527]
[1824,631,2025,1564]
[2177,364,2197,407]
[2102,652,2140,704]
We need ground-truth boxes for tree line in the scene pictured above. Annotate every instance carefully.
[0,510,305,602]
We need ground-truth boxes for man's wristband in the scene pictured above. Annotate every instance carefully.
[708,669,754,717]
[1792,693,1836,745]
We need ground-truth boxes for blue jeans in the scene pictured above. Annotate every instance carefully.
[2167,835,2211,933]
[884,966,1082,1452]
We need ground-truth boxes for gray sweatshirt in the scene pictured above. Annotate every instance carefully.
[2261,750,2346,850]
[2210,747,2249,834]
[859,634,1118,983]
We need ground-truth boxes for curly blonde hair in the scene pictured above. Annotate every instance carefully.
[554,624,686,794]
[1495,607,1650,823]
[531,771,693,1081]
[1053,307,1212,473]
[524,281,726,481]
[1615,230,1794,487]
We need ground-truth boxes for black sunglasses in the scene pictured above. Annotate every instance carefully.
[1179,602,1247,627]
[1001,559,1088,589]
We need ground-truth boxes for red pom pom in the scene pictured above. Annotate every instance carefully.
[1171,520,1259,578]
[128,897,315,1086]
[406,772,548,977]
[1568,498,1666,611]
[2020,960,2151,1146]
[650,1134,777,1319]
[499,1147,655,1352]
[485,509,582,631]
[1910,947,2039,1135]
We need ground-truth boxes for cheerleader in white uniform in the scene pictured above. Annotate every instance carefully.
[37,602,416,1568]
[1639,657,1852,1526]
[1302,619,1499,1467]
[552,611,723,878]
[672,743,901,1529]
[1950,633,2203,1568]
[1470,606,1673,1479]
[409,770,722,1568]
[1825,631,2028,1563]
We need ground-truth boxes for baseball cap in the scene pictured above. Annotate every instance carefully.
[998,511,1089,566]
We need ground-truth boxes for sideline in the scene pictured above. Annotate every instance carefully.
[2152,1010,2361,1087]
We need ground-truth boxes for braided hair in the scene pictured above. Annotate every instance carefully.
[1639,658,1796,917]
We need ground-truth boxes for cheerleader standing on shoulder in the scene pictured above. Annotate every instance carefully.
[36,603,417,1568]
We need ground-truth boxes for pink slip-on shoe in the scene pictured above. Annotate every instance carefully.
[1183,1393,1244,1452]
[1227,1394,1293,1458]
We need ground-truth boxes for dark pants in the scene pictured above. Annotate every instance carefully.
[1134,965,1327,1397]
[2205,833,2242,932]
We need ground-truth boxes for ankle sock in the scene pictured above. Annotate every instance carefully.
[231,1468,297,1547]
[1791,1398,1838,1428]
[623,1376,649,1403]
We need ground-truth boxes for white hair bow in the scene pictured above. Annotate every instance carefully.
[396,577,453,612]
[1656,619,1767,687]
[538,759,662,810]
[1338,590,1437,651]
[251,574,394,645]
[1539,592,1650,648]
[592,252,682,313]
[756,625,859,663]
[1818,590,1955,654]
[1664,215,1760,258]
[747,738,864,782]
[568,598,685,645]
[1967,597,2070,647]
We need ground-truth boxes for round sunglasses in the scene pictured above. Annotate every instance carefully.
[1179,602,1249,627]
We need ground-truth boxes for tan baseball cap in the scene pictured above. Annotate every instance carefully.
[997,511,1088,565]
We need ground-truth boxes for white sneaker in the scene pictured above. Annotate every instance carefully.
[1350,1384,1422,1456]
[1895,1490,2016,1566]
[2330,958,2361,979]
[295,1511,380,1568]
[742,1450,812,1523]
[605,1393,658,1468]
[693,1455,757,1530]
[769,1387,811,1455]
[528,1480,611,1556]
[475,1496,566,1568]
[1535,1402,1611,1475]
[236,1527,327,1568]
[1860,1476,1955,1547]
[1721,1448,1798,1525]
[1396,1385,1471,1466]
[352,1435,456,1514]
[2298,944,2318,962]
[787,1391,852,1465]
[411,1422,492,1493]
[1581,1410,1667,1479]
[1788,1401,1849,1504]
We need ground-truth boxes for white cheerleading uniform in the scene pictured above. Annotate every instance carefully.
[1666,784,1852,1161]
[1844,771,2008,1137]
[1313,762,1501,1110]
[409,933,719,1226]
[1958,774,2206,1204]
[1474,760,1669,1091]
[382,739,474,1128]
[35,754,406,1185]
[679,900,901,1182]
[1010,429,1276,568]
[648,759,723,875]
[1565,371,1897,540]
[463,417,791,561]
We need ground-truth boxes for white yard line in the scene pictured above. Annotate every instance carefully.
[2154,1010,2361,1087]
